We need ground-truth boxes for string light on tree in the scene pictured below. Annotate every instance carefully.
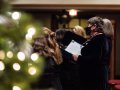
[12,86,21,90]
[28,63,32,66]
[25,34,32,40]
[0,50,5,60]
[27,27,36,36]
[26,27,36,41]
[0,61,5,71]
[11,12,21,20]
[28,67,37,75]
[7,51,13,58]
[31,53,39,61]
[7,12,12,16]
[17,52,25,61]
[13,63,21,71]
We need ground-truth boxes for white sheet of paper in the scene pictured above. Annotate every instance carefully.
[65,40,84,55]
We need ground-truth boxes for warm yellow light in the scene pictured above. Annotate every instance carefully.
[12,12,21,20]
[62,14,68,18]
[17,52,25,61]
[13,86,21,90]
[13,63,21,71]
[7,51,13,58]
[69,9,77,16]
[28,27,36,36]
[0,61,5,71]
[31,53,39,61]
[0,50,5,60]
[25,33,32,40]
[28,67,37,75]
[28,63,32,66]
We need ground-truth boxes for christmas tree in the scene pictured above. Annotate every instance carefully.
[0,0,44,90]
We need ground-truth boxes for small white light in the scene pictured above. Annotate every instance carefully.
[28,63,32,66]
[13,86,21,90]
[0,61,5,71]
[13,63,21,71]
[62,14,68,18]
[0,50,5,60]
[28,27,36,36]
[28,67,37,75]
[31,53,39,61]
[69,9,77,16]
[7,51,13,58]
[7,12,12,15]
[25,33,32,40]
[17,52,25,61]
[12,12,21,20]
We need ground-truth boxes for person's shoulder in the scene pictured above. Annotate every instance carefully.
[93,33,105,38]
[91,33,105,42]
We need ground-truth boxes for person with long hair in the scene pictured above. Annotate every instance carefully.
[32,27,63,90]
[103,18,114,90]
[103,18,114,66]
[72,25,86,38]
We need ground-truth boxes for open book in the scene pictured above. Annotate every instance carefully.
[65,40,84,55]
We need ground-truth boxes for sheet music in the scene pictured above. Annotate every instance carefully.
[65,40,84,55]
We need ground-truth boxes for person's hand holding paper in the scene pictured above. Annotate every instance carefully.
[65,40,84,55]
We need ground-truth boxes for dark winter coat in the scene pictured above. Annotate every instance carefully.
[32,56,62,90]
[77,33,109,90]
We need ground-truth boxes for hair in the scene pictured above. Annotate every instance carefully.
[72,25,86,38]
[32,27,63,65]
[103,18,114,37]
[55,29,67,44]
[88,16,104,33]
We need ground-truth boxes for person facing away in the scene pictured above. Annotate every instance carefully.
[72,25,86,38]
[55,28,86,48]
[103,18,114,66]
[72,16,109,90]
[103,18,114,90]
[55,28,86,90]
[32,27,63,90]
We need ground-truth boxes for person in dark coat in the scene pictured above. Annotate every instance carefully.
[103,18,114,90]
[56,29,86,47]
[55,29,87,90]
[32,28,63,90]
[103,18,114,66]
[73,16,109,90]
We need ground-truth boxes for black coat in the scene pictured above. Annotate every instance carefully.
[58,31,86,90]
[61,30,86,46]
[77,34,109,90]
[31,57,62,90]
[60,48,80,90]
